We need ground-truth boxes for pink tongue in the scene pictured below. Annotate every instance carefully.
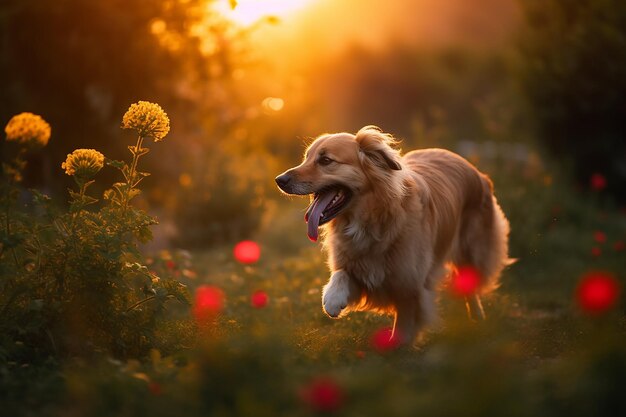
[305,192,336,242]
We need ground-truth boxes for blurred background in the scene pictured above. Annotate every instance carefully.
[1,0,625,250]
[3,3,626,415]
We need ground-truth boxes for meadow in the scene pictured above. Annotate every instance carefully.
[2,1,626,416]
[1,105,624,416]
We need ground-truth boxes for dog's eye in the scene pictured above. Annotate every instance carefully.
[318,156,333,166]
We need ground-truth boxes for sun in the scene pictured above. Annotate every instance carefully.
[215,0,313,26]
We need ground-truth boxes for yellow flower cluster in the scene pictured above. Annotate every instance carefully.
[121,101,170,142]
[4,112,51,149]
[62,149,105,179]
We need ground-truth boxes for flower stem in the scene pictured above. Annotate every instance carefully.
[124,136,144,207]
[126,293,174,312]
[69,179,87,232]
[79,181,87,198]
[3,168,20,268]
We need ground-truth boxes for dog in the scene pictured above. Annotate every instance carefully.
[275,126,511,345]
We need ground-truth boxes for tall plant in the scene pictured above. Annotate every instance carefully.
[0,102,188,360]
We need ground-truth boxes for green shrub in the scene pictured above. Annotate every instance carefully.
[0,102,189,360]
[173,155,264,248]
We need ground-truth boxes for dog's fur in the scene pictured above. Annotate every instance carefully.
[276,126,511,345]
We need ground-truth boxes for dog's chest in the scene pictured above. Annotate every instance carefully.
[330,221,393,289]
[335,239,389,290]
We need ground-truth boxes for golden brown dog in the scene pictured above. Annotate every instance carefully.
[275,126,511,345]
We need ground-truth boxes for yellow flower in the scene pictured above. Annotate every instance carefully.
[121,101,170,142]
[62,149,105,179]
[4,112,51,149]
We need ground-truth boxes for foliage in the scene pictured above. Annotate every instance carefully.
[516,0,626,201]
[172,155,264,248]
[2,177,625,416]
[1,120,626,415]
[0,104,189,360]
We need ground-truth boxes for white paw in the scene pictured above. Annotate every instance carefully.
[322,282,349,318]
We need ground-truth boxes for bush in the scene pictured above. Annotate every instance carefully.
[173,155,264,248]
[516,0,626,201]
[0,102,189,361]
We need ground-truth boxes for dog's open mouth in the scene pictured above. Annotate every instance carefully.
[304,186,353,242]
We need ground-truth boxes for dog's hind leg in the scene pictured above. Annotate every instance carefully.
[458,178,511,295]
[465,294,486,321]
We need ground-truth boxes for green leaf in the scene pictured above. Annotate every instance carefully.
[113,182,130,195]
[135,226,153,244]
[83,195,99,205]
[81,179,96,189]
[172,287,190,305]
[106,159,126,170]
[128,146,150,157]
[68,189,80,200]
[128,188,141,201]
[103,189,115,200]
[30,189,51,204]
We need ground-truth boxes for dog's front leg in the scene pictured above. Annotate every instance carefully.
[322,270,360,318]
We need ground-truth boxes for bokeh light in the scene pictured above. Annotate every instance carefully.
[300,377,344,412]
[593,231,607,243]
[192,286,224,323]
[590,173,607,191]
[233,240,261,264]
[261,97,285,113]
[148,382,163,396]
[371,327,401,353]
[251,290,269,308]
[576,271,620,315]
[450,266,481,297]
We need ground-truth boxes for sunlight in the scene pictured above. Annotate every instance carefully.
[214,0,314,26]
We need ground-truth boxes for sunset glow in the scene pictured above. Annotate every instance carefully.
[215,0,313,25]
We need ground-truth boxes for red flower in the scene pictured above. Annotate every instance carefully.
[591,247,602,257]
[355,350,366,359]
[590,173,607,191]
[450,266,481,297]
[593,231,607,244]
[192,286,224,323]
[300,377,344,412]
[233,240,261,264]
[148,382,163,396]
[576,271,620,315]
[251,290,269,308]
[613,241,625,252]
[371,327,401,352]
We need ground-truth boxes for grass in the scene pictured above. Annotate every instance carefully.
[2,166,626,417]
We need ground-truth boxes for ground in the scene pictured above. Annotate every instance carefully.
[3,194,625,417]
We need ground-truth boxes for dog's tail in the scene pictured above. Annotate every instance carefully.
[457,175,513,294]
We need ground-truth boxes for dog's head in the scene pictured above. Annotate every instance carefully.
[275,126,402,241]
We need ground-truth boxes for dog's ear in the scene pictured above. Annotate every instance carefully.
[355,126,402,171]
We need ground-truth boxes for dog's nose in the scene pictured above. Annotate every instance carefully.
[275,173,291,189]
